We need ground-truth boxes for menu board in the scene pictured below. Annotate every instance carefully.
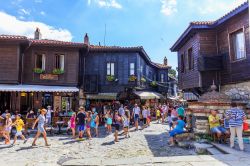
[54,96,61,111]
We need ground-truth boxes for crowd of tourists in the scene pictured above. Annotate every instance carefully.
[0,101,248,151]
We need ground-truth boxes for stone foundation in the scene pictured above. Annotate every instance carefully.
[187,102,247,134]
[221,81,250,103]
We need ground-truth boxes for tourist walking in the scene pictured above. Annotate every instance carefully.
[86,111,92,139]
[132,104,140,131]
[12,114,27,145]
[156,107,161,123]
[32,109,50,146]
[70,113,76,138]
[46,106,53,126]
[122,111,130,138]
[77,107,86,139]
[146,107,151,126]
[105,110,113,134]
[91,112,99,137]
[118,104,125,116]
[113,111,122,142]
[226,102,247,151]
[142,106,148,129]
[4,113,12,144]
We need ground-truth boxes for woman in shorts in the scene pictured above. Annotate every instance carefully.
[32,109,50,146]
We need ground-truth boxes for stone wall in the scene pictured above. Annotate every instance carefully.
[187,102,248,134]
[221,81,250,103]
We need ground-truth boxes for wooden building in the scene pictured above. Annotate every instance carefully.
[0,30,171,114]
[171,2,249,101]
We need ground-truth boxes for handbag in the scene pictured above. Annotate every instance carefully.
[243,122,249,131]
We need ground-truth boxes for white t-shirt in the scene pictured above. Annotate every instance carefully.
[142,109,148,118]
[118,107,125,116]
[46,109,53,118]
[133,107,140,115]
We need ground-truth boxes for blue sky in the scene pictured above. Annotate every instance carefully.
[0,0,247,69]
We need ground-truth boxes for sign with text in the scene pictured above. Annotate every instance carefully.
[40,74,58,80]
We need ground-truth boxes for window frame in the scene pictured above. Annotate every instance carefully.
[35,53,45,70]
[187,47,194,70]
[180,53,185,73]
[55,54,65,70]
[229,28,247,62]
[107,62,115,76]
[129,62,135,76]
[160,73,164,83]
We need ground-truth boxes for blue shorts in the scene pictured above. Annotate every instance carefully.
[211,126,227,134]
[134,114,139,121]
[169,129,184,137]
[78,125,85,132]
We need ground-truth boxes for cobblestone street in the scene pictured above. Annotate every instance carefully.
[0,123,196,166]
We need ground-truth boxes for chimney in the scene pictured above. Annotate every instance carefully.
[34,27,42,40]
[164,56,168,66]
[84,33,89,45]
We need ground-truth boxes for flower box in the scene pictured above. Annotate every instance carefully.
[33,68,45,74]
[52,69,64,75]
[106,75,115,82]
[150,81,158,87]
[129,75,137,82]
[141,77,146,83]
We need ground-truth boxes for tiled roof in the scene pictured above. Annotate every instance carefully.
[89,45,142,50]
[0,35,27,40]
[153,62,171,69]
[190,21,215,26]
[171,1,248,51]
[29,39,85,47]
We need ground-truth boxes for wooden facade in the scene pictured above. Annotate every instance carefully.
[171,2,249,96]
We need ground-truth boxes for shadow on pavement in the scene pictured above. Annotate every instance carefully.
[101,141,115,146]
[16,146,38,151]
[0,145,13,150]
[63,139,85,145]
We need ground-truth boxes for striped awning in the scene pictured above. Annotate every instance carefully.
[86,93,117,100]
[0,84,79,92]
[134,91,165,100]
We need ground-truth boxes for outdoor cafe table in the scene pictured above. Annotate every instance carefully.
[56,121,64,134]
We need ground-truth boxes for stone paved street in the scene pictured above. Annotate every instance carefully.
[0,123,249,166]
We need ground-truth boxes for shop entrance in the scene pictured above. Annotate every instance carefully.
[61,97,72,112]
[42,93,53,108]
[0,92,11,112]
[20,92,34,114]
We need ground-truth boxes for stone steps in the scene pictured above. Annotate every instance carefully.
[207,147,225,155]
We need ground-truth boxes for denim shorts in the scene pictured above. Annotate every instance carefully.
[78,125,85,132]
[169,129,184,137]
[134,114,139,121]
[211,126,227,134]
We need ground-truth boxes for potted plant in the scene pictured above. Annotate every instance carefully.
[52,68,64,75]
[106,75,115,82]
[129,75,137,82]
[33,68,45,74]
[141,77,146,83]
[150,81,157,87]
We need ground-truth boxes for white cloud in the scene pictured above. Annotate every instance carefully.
[88,0,122,9]
[40,11,46,16]
[161,0,177,16]
[189,0,247,15]
[18,8,30,15]
[0,11,72,41]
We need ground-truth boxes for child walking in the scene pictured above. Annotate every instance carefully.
[70,113,76,139]
[4,113,12,144]
[32,109,50,146]
[122,111,130,138]
[12,114,27,145]
[85,111,92,139]
[106,110,112,134]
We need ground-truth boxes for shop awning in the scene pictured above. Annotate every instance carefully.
[0,84,79,92]
[86,93,117,100]
[134,91,165,100]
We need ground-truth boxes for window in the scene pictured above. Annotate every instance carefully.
[55,54,64,70]
[188,48,194,70]
[160,74,164,82]
[129,63,135,75]
[180,53,185,73]
[230,29,246,61]
[107,62,115,76]
[36,53,45,70]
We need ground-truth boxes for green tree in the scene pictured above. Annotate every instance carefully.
[168,69,177,78]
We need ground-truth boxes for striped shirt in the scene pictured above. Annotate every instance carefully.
[226,108,246,127]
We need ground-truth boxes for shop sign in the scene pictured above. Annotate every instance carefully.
[54,96,61,111]
[40,74,58,80]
